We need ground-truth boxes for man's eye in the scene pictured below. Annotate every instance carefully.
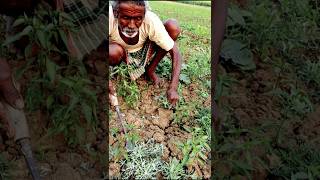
[123,16,129,20]
[136,17,142,21]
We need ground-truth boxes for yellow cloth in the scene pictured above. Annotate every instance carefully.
[108,5,174,53]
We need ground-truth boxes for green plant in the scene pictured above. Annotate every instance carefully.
[182,49,211,81]
[163,157,188,179]
[124,123,140,149]
[46,75,98,146]
[2,3,98,146]
[298,60,320,87]
[221,39,255,70]
[214,74,237,101]
[177,127,210,176]
[0,153,11,180]
[120,139,165,179]
[194,107,211,140]
[271,145,320,179]
[156,56,172,79]
[276,86,313,118]
[111,63,140,108]
[109,142,127,163]
[176,1,211,7]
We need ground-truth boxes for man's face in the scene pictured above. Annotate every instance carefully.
[117,3,145,38]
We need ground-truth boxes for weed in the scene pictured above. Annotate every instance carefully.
[111,63,140,108]
[163,157,188,179]
[109,142,127,163]
[177,128,210,173]
[156,56,172,79]
[271,145,320,179]
[276,86,313,118]
[194,107,211,140]
[47,75,98,146]
[120,139,165,179]
[298,60,320,87]
[0,153,11,180]
[214,74,237,101]
[3,3,98,146]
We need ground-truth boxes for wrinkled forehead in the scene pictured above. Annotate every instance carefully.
[118,2,146,16]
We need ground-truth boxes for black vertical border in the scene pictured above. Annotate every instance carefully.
[212,0,229,178]
[106,0,110,179]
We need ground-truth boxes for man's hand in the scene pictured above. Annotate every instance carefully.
[0,58,20,138]
[0,101,14,138]
[0,59,24,110]
[166,88,179,106]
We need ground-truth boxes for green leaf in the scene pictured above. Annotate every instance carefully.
[59,12,74,22]
[45,23,55,31]
[12,18,26,27]
[58,29,68,49]
[46,57,56,82]
[3,26,33,46]
[179,73,191,84]
[291,172,309,180]
[81,102,93,124]
[46,95,54,109]
[221,39,256,70]
[60,78,74,87]
[37,31,47,48]
[24,43,33,57]
[75,125,85,143]
[227,6,246,26]
[14,57,35,80]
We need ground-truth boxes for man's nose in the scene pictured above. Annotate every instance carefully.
[128,19,136,29]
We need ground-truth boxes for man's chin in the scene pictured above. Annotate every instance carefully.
[121,31,139,38]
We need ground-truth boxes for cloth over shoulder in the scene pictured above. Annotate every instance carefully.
[109,5,174,53]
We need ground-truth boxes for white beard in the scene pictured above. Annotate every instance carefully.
[121,30,139,38]
[119,26,139,38]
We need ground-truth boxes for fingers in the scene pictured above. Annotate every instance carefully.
[167,89,179,107]
[0,78,24,109]
[168,97,178,107]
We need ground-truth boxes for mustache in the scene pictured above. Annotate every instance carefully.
[122,27,139,34]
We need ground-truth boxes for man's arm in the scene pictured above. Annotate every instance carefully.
[213,0,228,122]
[167,43,182,106]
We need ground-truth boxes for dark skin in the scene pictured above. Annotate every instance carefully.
[213,0,228,129]
[109,2,182,106]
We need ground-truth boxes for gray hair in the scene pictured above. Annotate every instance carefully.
[111,0,151,16]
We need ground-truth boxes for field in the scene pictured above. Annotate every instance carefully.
[214,0,320,178]
[0,1,211,179]
[109,1,211,179]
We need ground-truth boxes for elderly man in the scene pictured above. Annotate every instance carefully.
[109,0,182,106]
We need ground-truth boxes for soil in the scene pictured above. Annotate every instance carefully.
[108,79,211,179]
[216,54,320,177]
